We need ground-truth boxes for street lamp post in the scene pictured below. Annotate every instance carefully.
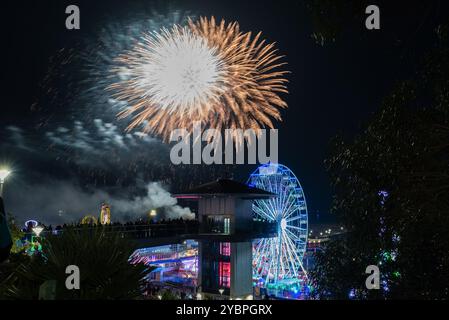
[0,169,11,197]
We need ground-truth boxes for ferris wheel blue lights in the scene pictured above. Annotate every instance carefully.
[248,163,308,285]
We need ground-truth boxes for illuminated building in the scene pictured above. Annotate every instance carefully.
[177,179,275,299]
[100,202,111,225]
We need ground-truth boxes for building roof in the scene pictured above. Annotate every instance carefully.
[175,179,276,200]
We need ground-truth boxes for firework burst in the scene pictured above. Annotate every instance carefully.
[109,16,289,142]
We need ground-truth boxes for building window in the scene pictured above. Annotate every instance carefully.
[220,242,231,256]
[204,216,231,234]
[224,218,230,234]
[219,262,231,288]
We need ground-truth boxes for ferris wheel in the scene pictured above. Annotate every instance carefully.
[248,163,308,284]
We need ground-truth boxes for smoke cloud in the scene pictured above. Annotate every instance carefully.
[110,182,195,221]
[4,179,193,225]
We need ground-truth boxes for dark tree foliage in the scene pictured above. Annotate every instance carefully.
[0,228,150,300]
[311,26,449,299]
[305,0,445,47]
[306,0,364,46]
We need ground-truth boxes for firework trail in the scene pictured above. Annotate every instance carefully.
[109,16,289,142]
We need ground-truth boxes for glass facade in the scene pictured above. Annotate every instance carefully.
[219,262,231,288]
[200,241,231,295]
[203,215,231,234]
[220,242,231,256]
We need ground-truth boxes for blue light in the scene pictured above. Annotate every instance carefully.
[348,289,356,299]
[247,164,309,287]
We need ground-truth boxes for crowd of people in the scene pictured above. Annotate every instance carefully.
[21,215,275,241]
[23,218,201,239]
[143,282,196,300]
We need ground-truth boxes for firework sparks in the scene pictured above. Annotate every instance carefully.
[109,16,289,142]
[22,10,233,193]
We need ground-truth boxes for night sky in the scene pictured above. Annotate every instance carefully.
[1,0,447,224]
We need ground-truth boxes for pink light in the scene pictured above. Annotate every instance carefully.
[175,195,202,200]
[219,262,231,288]
[220,243,231,256]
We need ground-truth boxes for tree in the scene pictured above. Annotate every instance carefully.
[160,289,180,300]
[306,0,363,46]
[7,215,25,254]
[305,1,445,48]
[0,228,150,300]
[311,25,449,299]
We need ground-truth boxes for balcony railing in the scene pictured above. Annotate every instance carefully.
[23,219,277,241]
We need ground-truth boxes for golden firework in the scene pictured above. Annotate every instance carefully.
[109,16,289,142]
